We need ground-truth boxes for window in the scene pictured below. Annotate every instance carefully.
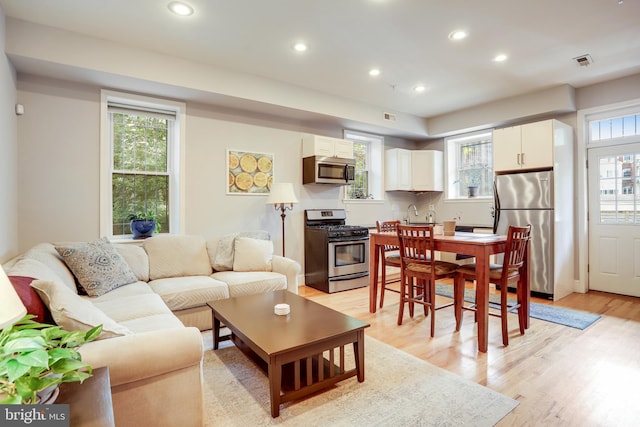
[595,152,640,223]
[445,131,493,199]
[343,130,383,200]
[590,113,640,141]
[100,91,185,238]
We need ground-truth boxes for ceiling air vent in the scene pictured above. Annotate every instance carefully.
[573,54,593,67]
[383,112,396,121]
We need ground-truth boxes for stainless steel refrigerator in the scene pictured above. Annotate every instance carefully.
[493,170,554,297]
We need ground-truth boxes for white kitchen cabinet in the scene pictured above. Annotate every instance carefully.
[385,149,443,191]
[493,119,562,172]
[385,148,412,190]
[302,134,354,159]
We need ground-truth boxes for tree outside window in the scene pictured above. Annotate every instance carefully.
[111,112,170,235]
[344,131,383,201]
[347,141,372,199]
[446,131,493,199]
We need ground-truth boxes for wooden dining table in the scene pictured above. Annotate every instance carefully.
[369,230,530,353]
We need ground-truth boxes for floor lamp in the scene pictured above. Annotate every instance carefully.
[266,182,298,257]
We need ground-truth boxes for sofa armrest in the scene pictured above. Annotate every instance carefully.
[78,327,203,387]
[272,255,301,294]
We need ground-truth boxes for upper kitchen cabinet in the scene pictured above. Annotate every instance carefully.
[493,119,571,172]
[385,149,443,191]
[302,134,354,159]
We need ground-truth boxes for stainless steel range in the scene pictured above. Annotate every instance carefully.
[304,209,369,293]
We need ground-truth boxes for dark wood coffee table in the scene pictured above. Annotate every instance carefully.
[207,290,370,417]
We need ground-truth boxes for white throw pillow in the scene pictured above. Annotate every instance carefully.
[30,279,133,340]
[212,231,270,271]
[232,237,274,272]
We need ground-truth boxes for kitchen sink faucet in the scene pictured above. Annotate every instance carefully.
[406,204,419,224]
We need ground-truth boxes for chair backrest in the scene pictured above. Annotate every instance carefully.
[501,224,531,279]
[376,220,401,251]
[397,225,436,271]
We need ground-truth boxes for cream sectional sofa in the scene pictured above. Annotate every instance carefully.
[4,232,301,427]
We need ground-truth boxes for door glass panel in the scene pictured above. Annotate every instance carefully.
[598,153,640,224]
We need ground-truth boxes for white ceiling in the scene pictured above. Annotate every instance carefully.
[2,0,640,119]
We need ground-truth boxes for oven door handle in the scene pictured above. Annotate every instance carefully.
[329,271,369,281]
[328,236,370,242]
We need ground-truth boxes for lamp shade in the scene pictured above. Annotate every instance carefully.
[0,266,27,329]
[266,183,298,205]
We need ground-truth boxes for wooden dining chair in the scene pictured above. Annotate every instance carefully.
[396,225,459,337]
[375,220,402,308]
[453,224,531,346]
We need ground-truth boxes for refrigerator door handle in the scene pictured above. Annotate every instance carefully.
[493,179,500,233]
[517,153,521,165]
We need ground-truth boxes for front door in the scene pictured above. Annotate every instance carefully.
[588,143,640,296]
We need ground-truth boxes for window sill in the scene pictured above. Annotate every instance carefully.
[108,236,145,244]
[343,199,385,204]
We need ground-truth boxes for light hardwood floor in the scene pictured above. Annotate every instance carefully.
[299,280,640,426]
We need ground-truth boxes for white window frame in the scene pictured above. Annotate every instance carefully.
[100,90,186,238]
[343,130,384,202]
[445,130,493,201]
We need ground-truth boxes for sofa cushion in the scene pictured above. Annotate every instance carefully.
[93,293,173,323]
[144,235,212,280]
[30,279,133,340]
[233,237,273,272]
[85,281,154,303]
[148,276,229,311]
[209,231,270,271]
[8,275,54,324]
[93,292,184,338]
[7,258,70,291]
[211,271,286,298]
[113,244,150,282]
[55,238,138,297]
[21,243,78,293]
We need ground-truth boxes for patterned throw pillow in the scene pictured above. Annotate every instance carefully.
[55,238,138,297]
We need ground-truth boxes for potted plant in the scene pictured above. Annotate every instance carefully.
[128,210,161,239]
[0,315,102,404]
[458,164,489,198]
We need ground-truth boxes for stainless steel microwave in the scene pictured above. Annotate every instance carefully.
[303,156,356,185]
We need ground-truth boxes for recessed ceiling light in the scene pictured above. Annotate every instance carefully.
[292,42,308,52]
[168,2,194,16]
[369,68,381,77]
[448,30,468,41]
[493,54,508,62]
[414,85,427,93]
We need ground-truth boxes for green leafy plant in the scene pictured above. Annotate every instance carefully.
[0,315,102,404]
[128,210,161,233]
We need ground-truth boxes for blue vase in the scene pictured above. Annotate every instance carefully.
[130,220,156,239]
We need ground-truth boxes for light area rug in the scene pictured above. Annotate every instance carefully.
[435,283,601,330]
[202,333,517,426]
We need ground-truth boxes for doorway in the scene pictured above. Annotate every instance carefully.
[588,143,640,297]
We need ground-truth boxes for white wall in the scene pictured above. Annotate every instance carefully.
[14,75,417,270]
[0,8,19,263]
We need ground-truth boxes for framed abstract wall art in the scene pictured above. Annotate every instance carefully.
[227,150,274,195]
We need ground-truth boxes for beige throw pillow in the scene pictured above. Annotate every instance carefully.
[56,238,138,297]
[232,237,273,272]
[212,231,270,271]
[30,279,133,340]
[144,234,212,280]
